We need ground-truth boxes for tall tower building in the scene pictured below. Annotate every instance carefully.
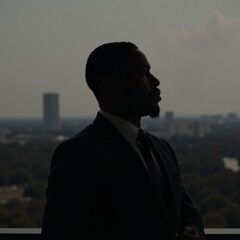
[165,111,174,121]
[43,93,60,131]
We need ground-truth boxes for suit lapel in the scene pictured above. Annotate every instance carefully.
[147,134,178,227]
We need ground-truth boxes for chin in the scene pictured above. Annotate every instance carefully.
[149,110,160,118]
[143,105,160,118]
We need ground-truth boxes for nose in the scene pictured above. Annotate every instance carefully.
[150,73,160,87]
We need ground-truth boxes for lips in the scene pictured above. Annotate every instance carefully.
[151,89,161,101]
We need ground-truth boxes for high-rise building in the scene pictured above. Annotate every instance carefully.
[227,112,238,122]
[43,93,60,131]
[165,111,174,121]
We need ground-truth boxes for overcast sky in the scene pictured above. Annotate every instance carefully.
[1,0,240,118]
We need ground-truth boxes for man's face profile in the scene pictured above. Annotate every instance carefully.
[119,49,161,119]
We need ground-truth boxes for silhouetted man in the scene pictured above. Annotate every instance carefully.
[41,42,205,240]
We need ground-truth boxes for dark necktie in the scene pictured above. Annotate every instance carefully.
[136,129,163,188]
[136,129,171,224]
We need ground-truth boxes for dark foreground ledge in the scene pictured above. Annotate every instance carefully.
[0,228,240,240]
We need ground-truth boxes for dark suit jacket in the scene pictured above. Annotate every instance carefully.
[41,113,205,240]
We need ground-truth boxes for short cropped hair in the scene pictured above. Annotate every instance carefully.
[85,42,138,101]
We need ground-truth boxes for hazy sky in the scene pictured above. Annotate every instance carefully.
[1,0,240,118]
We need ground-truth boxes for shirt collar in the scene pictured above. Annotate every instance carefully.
[99,109,140,144]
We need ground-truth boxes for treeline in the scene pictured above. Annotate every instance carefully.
[0,132,240,228]
[169,132,240,227]
[0,141,57,227]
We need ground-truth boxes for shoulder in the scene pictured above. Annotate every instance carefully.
[59,119,106,148]
[55,124,94,151]
[50,123,99,169]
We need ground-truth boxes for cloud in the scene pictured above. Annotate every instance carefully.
[182,10,240,48]
[158,10,240,116]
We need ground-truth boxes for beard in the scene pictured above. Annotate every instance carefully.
[149,105,160,118]
[122,89,161,119]
[141,100,160,118]
[145,89,161,118]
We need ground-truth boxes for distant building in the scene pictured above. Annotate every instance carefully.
[164,121,176,137]
[194,121,211,137]
[211,114,223,123]
[165,111,174,121]
[227,113,238,122]
[43,93,60,131]
[0,128,11,143]
[164,119,211,138]
[176,121,194,136]
[200,115,209,120]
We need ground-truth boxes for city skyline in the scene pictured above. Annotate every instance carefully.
[1,1,240,118]
[0,94,239,120]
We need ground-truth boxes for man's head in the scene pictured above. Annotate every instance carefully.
[85,42,161,122]
[85,42,138,101]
